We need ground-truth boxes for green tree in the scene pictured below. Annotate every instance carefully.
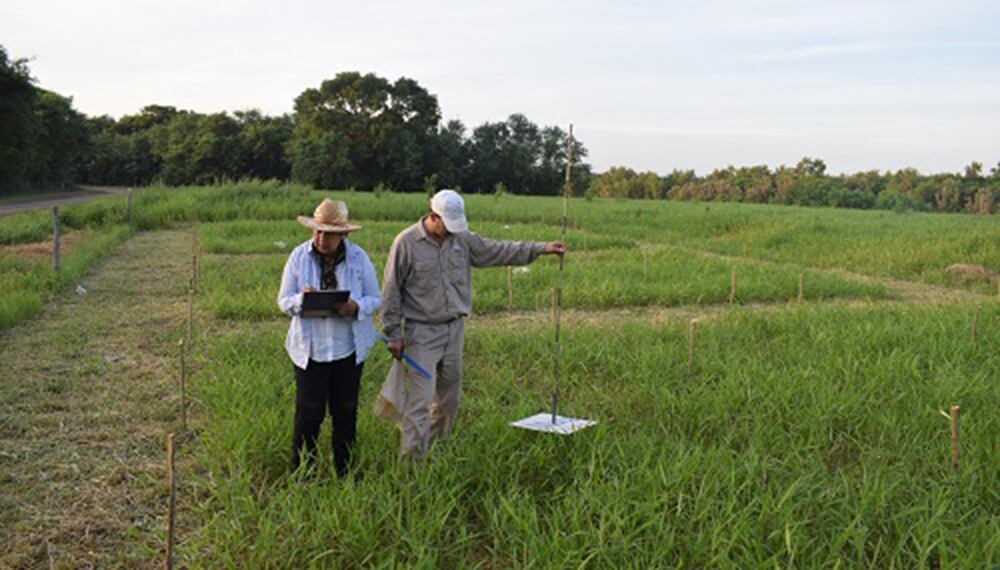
[0,45,38,194]
[290,72,441,189]
[235,110,292,180]
[27,89,89,189]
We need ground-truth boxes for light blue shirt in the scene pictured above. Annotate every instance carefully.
[277,239,381,369]
[308,260,355,362]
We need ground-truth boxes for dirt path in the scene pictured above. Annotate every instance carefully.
[0,229,193,568]
[0,186,129,216]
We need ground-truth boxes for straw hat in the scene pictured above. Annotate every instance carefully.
[297,199,362,233]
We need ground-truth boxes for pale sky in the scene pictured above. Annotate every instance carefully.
[3,0,998,175]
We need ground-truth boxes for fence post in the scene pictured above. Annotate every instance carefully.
[52,207,61,273]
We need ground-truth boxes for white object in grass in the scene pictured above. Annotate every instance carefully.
[75,285,87,295]
[513,266,530,275]
[274,241,287,249]
[510,413,596,435]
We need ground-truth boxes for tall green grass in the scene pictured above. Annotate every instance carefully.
[198,242,886,321]
[186,303,998,567]
[6,181,991,291]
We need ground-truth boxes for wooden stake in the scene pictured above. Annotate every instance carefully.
[166,433,176,570]
[949,405,960,471]
[551,286,562,423]
[52,207,61,273]
[186,292,193,345]
[798,273,804,303]
[971,305,979,346]
[507,266,514,314]
[126,188,133,227]
[550,124,572,424]
[179,339,187,430]
[729,266,737,304]
[644,251,649,283]
[687,318,699,375]
[191,254,198,295]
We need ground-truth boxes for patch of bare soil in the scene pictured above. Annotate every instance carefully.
[1,231,87,263]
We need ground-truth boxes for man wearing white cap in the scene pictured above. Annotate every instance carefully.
[378,189,565,459]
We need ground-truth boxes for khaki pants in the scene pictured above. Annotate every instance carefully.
[396,319,465,459]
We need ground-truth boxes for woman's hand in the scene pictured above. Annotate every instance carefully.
[335,299,358,317]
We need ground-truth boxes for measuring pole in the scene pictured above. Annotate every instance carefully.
[552,124,573,423]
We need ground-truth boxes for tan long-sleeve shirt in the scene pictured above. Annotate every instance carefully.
[381,217,546,340]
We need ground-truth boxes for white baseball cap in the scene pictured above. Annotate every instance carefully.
[430,189,468,233]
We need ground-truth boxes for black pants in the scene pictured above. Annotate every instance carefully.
[292,355,363,477]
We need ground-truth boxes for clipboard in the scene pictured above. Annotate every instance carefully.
[301,290,350,318]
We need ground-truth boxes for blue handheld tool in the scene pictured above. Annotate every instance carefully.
[379,336,432,379]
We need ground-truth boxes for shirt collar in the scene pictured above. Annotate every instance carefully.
[417,215,453,246]
[309,239,349,258]
[416,216,430,242]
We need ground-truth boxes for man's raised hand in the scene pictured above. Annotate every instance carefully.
[544,242,567,255]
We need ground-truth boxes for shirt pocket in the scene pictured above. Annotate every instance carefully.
[446,247,468,287]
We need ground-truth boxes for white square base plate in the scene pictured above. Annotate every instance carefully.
[510,413,597,435]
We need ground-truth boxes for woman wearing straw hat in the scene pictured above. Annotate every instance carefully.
[277,198,380,477]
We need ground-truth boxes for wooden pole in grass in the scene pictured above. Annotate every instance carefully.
[507,266,514,314]
[126,188,133,227]
[166,432,176,570]
[729,266,737,304]
[949,405,960,471]
[971,304,979,346]
[186,290,194,345]
[550,124,572,424]
[688,318,700,375]
[52,207,61,273]
[191,254,198,295]
[179,339,187,430]
[643,249,649,284]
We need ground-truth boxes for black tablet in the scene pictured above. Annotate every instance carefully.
[301,290,350,318]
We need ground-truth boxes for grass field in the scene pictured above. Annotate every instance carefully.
[187,304,997,567]
[0,181,997,567]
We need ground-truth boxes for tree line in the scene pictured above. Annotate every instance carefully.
[1,45,88,194]
[1,43,996,213]
[2,46,590,197]
[587,158,998,214]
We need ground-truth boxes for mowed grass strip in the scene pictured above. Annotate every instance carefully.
[0,230,197,568]
[184,303,998,567]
